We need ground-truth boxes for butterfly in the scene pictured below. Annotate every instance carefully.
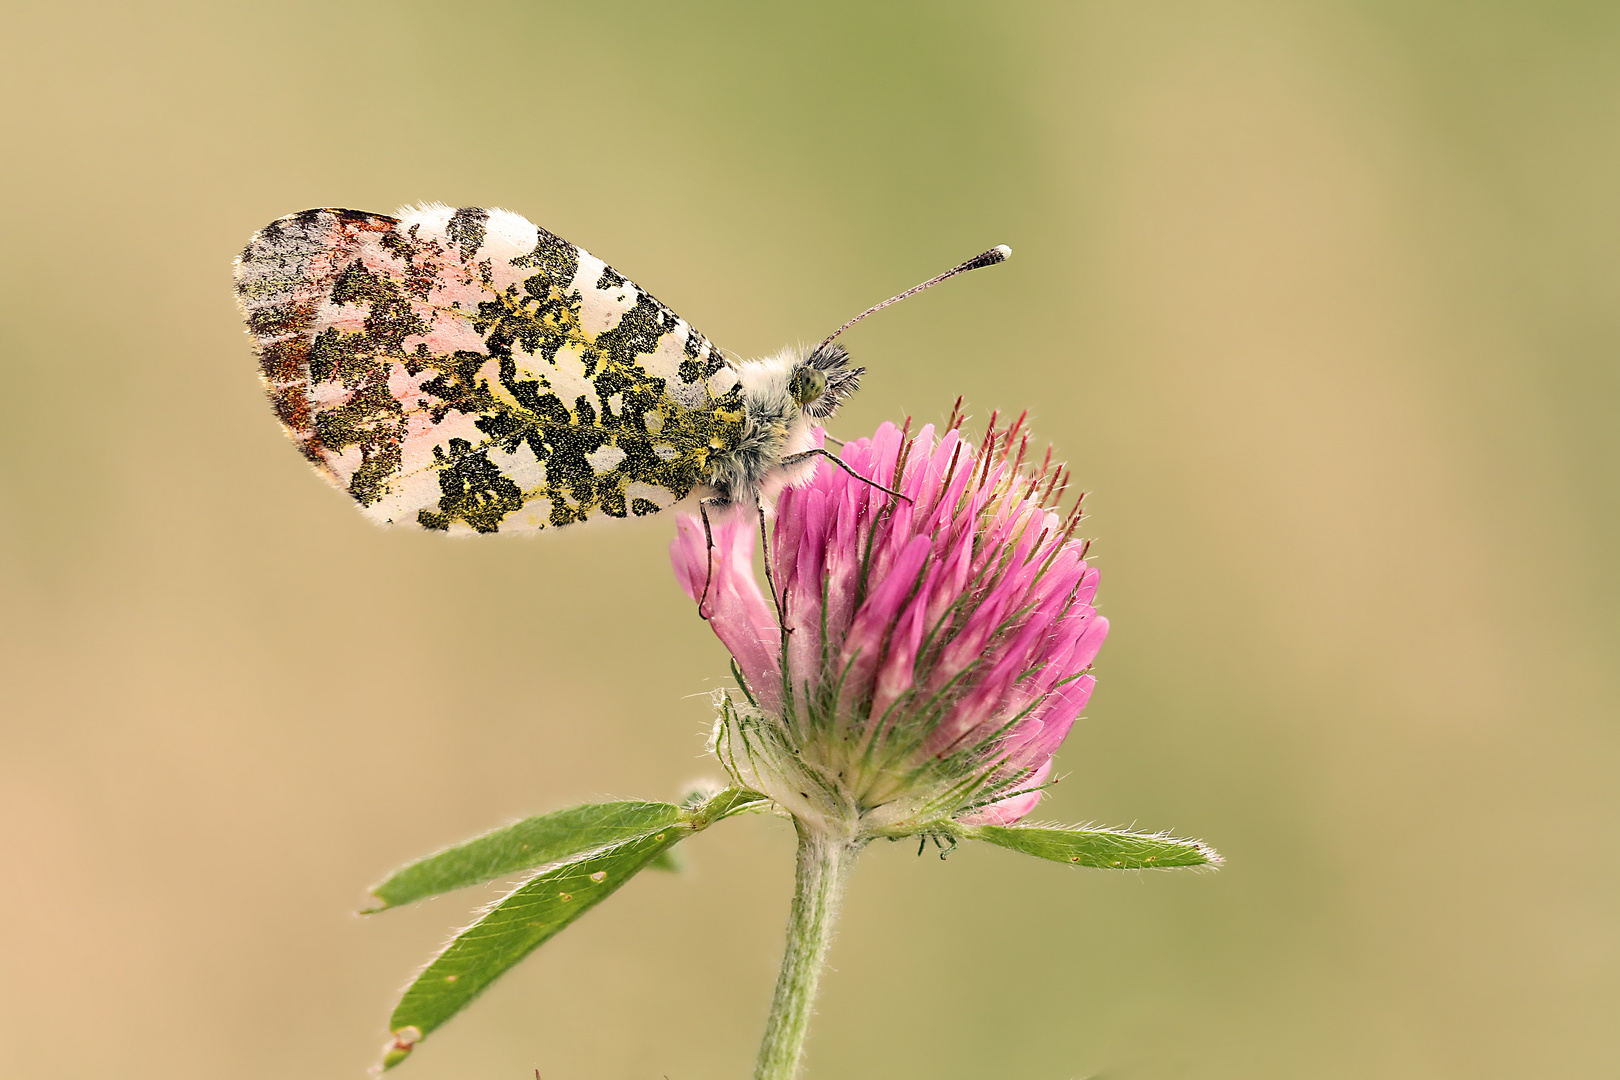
[234,203,1007,535]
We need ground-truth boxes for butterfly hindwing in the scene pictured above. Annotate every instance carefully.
[234,205,747,533]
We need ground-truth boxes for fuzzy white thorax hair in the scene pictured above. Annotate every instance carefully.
[701,345,824,508]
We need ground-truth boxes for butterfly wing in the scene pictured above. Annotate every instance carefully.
[234,204,745,533]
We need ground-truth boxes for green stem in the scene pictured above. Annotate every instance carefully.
[753,825,859,1080]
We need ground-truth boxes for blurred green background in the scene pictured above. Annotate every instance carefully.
[3,2,1616,1077]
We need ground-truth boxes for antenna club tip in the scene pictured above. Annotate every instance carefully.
[992,244,1012,261]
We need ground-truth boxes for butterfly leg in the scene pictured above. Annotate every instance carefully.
[779,447,912,504]
[756,500,790,633]
[697,496,726,621]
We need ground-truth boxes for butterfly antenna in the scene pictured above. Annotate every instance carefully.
[817,244,1012,350]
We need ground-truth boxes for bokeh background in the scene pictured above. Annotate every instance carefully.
[3,2,1616,1077]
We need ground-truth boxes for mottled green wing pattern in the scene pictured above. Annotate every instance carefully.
[233,204,747,533]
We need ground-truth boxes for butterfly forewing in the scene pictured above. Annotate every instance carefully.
[234,205,746,533]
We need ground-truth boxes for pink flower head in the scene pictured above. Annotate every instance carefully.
[670,413,1107,840]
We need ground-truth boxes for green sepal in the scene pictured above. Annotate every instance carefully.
[377,788,766,1069]
[364,800,684,912]
[952,822,1221,870]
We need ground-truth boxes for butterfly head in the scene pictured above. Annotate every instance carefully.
[791,342,864,419]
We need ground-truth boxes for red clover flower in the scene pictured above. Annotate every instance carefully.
[672,411,1107,842]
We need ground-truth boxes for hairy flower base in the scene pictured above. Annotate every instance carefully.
[677,413,1109,840]
[712,697,1028,843]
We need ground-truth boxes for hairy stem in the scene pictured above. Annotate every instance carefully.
[753,826,859,1080]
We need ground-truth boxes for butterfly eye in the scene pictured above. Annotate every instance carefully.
[789,366,828,406]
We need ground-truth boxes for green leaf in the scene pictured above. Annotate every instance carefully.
[365,800,683,911]
[382,826,683,1068]
[376,788,768,1069]
[646,845,686,873]
[955,823,1221,870]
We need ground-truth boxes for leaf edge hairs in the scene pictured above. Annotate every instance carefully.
[233,204,1008,536]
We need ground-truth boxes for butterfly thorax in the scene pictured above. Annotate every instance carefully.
[704,349,816,507]
[702,341,864,509]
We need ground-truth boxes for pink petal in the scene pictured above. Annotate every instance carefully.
[958,759,1053,825]
[670,514,782,712]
